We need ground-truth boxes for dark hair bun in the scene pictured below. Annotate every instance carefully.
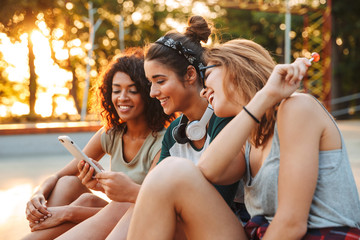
[185,15,211,44]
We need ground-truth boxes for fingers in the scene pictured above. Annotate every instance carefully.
[30,221,47,232]
[82,165,95,183]
[91,158,104,171]
[78,161,94,182]
[26,205,50,223]
[26,197,51,224]
[77,159,85,172]
[284,58,310,85]
[284,65,295,83]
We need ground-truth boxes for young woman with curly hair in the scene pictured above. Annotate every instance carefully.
[23,48,174,240]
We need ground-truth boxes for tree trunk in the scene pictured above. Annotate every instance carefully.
[70,60,81,114]
[24,9,37,120]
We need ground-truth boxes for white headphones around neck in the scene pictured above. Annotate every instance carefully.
[172,105,214,144]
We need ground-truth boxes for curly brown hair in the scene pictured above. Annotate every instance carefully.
[92,48,175,133]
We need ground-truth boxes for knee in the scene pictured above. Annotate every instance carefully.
[145,157,199,189]
[56,175,82,189]
[72,192,106,207]
[54,175,88,200]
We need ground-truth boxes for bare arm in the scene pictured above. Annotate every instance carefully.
[198,59,311,184]
[96,151,161,203]
[29,205,104,231]
[26,128,106,223]
[263,95,321,240]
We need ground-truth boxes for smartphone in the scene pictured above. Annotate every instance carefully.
[58,135,103,174]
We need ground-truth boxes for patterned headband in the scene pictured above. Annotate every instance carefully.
[155,36,205,71]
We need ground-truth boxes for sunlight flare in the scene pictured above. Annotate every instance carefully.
[0,21,79,118]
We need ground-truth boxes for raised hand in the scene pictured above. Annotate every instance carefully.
[262,58,311,104]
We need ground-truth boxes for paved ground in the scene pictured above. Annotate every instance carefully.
[0,120,359,239]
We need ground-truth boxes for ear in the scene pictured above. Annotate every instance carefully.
[185,65,198,86]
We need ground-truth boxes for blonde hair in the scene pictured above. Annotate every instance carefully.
[204,39,277,147]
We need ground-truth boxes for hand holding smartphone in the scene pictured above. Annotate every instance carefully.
[58,135,103,174]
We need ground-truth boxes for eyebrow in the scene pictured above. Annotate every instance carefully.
[151,74,167,79]
[112,83,136,86]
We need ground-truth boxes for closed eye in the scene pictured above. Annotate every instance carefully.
[156,79,165,84]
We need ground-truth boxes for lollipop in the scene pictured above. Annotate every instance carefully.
[309,52,320,63]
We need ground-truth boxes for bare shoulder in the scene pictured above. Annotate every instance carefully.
[279,92,321,112]
[277,93,324,127]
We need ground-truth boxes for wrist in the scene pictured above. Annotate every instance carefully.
[63,206,74,222]
[245,90,275,120]
[255,89,279,108]
[129,184,141,203]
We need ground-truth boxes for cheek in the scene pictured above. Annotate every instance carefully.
[134,95,146,110]
[111,94,117,104]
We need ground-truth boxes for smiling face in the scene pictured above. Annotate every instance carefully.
[144,60,193,115]
[201,64,242,117]
[111,71,146,123]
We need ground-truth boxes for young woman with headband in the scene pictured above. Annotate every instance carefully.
[127,39,360,239]
[104,16,248,240]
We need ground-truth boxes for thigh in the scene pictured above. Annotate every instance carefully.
[56,201,132,240]
[170,159,245,240]
[106,205,135,240]
[48,176,91,206]
[71,192,108,208]
[129,157,246,240]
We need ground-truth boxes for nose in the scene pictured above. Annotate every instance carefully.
[149,84,160,98]
[200,88,208,99]
[118,90,129,101]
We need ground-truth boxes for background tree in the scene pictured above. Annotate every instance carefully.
[0,0,57,120]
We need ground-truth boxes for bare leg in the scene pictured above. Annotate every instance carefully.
[21,177,108,240]
[55,201,132,240]
[128,157,246,240]
[106,206,187,240]
[106,205,135,240]
[47,175,91,206]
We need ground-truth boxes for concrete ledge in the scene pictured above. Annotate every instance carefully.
[0,121,102,135]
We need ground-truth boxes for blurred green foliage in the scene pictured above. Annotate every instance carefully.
[0,0,359,122]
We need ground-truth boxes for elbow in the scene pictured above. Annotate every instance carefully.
[274,214,308,239]
[290,221,307,239]
[197,162,221,184]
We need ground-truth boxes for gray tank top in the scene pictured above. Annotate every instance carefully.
[243,98,360,229]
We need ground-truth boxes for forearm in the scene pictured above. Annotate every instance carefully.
[62,205,103,224]
[34,174,61,199]
[263,213,307,240]
[110,182,141,203]
[97,172,142,203]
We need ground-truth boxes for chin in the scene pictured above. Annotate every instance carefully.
[163,106,174,116]
[214,107,237,118]
[214,109,233,118]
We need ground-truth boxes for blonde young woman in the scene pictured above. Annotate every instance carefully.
[127,39,360,239]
